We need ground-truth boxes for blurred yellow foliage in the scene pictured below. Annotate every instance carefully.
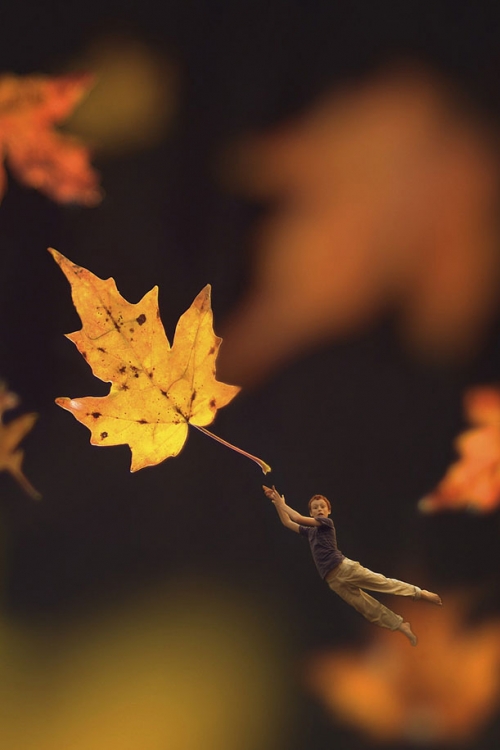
[0,581,285,749]
[66,35,177,155]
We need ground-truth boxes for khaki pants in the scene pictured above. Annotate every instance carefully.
[325,558,421,631]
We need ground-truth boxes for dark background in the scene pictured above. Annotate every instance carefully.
[2,2,500,748]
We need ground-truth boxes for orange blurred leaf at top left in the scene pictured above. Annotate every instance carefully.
[0,72,102,205]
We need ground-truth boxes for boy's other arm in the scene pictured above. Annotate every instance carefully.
[275,501,300,532]
[262,485,320,530]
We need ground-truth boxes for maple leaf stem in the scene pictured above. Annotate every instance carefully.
[192,425,271,474]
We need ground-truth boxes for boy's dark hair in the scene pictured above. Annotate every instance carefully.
[308,494,331,513]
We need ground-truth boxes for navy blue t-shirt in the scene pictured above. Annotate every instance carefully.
[299,517,345,579]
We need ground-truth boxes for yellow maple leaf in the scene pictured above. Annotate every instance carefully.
[0,382,40,499]
[50,248,270,473]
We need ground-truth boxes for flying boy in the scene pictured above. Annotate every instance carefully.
[263,485,442,645]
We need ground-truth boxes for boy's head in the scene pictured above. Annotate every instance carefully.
[308,494,331,518]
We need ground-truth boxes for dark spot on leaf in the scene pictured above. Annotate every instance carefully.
[191,390,197,401]
[129,328,134,333]
[97,346,106,353]
[119,366,127,374]
[105,307,121,332]
[134,372,139,378]
[136,314,146,326]
[209,346,215,355]
[120,384,129,391]
[209,399,216,408]
[81,351,88,360]
[100,431,108,439]
[161,389,167,397]
[137,419,148,424]
[91,412,102,419]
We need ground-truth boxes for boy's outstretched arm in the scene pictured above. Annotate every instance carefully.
[263,485,319,530]
[263,485,300,532]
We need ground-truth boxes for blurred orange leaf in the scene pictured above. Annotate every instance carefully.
[0,72,102,205]
[307,592,500,744]
[219,67,500,387]
[420,386,500,513]
[0,382,40,499]
[51,248,270,473]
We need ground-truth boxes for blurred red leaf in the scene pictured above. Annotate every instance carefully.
[0,72,102,205]
[420,386,500,513]
[0,382,40,499]
[307,592,500,744]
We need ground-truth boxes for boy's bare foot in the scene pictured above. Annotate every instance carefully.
[420,590,442,606]
[398,621,418,646]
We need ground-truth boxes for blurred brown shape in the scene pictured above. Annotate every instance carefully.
[0,72,102,205]
[420,386,500,513]
[66,34,177,155]
[0,381,40,499]
[307,592,500,744]
[219,67,500,387]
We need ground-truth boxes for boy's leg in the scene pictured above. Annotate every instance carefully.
[328,579,404,630]
[333,558,422,598]
[326,573,418,645]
